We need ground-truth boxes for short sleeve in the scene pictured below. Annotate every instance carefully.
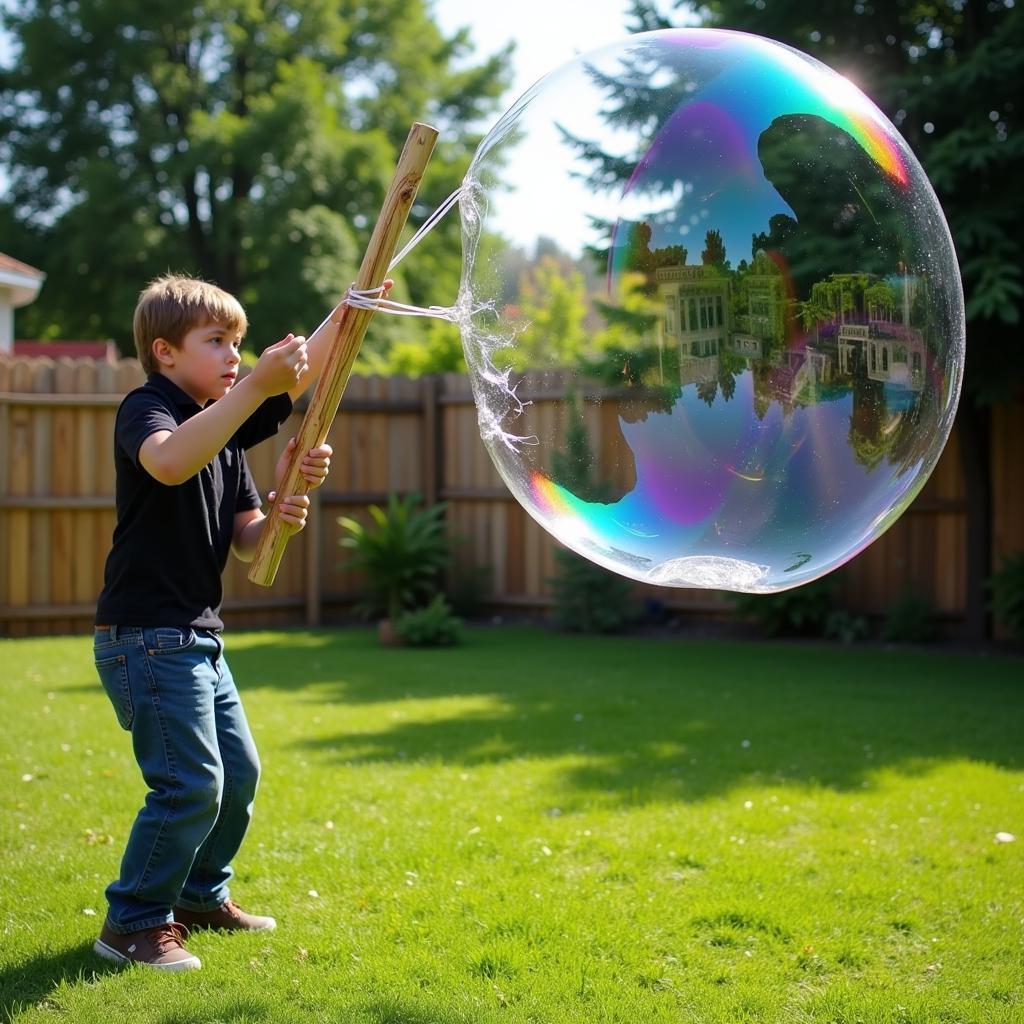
[116,390,178,467]
[234,392,293,451]
[235,450,262,513]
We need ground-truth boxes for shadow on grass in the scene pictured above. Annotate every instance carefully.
[155,1000,271,1024]
[0,943,119,1021]
[361,998,464,1024]
[209,627,1024,806]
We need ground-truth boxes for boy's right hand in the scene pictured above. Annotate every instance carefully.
[250,333,309,396]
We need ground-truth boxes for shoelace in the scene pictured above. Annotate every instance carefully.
[150,922,189,953]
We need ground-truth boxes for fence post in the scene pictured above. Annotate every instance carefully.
[422,373,444,507]
[304,485,323,628]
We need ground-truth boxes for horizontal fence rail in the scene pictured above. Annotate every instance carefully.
[0,353,1018,637]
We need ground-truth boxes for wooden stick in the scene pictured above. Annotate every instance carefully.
[248,121,439,587]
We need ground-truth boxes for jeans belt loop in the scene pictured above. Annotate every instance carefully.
[109,624,119,642]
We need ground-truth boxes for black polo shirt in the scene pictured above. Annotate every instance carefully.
[95,373,293,630]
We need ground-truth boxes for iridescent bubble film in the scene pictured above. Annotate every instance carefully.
[457,29,964,592]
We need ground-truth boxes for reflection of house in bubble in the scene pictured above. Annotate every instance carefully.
[839,322,925,393]
[866,327,925,390]
[761,346,836,407]
[655,264,730,385]
[732,251,788,355]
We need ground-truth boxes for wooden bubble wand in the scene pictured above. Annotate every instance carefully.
[248,121,439,587]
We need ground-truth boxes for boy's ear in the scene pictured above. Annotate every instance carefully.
[152,337,175,368]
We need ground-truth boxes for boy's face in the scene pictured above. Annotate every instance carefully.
[155,320,242,404]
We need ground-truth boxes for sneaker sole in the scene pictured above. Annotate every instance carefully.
[93,938,202,972]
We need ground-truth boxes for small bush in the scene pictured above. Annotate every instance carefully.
[730,578,837,637]
[881,590,938,644]
[989,551,1024,642]
[394,595,463,647]
[338,493,451,622]
[825,608,870,645]
[549,549,637,634]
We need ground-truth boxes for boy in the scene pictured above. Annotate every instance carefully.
[92,274,338,971]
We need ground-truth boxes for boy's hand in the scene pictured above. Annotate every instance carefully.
[298,442,332,489]
[266,492,310,534]
[273,438,332,492]
[266,439,333,533]
[251,333,308,396]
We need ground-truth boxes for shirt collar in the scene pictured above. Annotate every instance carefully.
[147,372,202,410]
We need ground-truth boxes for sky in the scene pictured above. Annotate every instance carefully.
[432,0,654,254]
[433,0,640,105]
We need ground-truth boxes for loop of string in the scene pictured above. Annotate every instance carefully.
[343,284,457,321]
[332,185,467,323]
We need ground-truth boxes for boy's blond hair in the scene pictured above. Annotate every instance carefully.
[133,275,248,375]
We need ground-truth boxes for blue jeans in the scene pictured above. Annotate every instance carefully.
[93,625,261,934]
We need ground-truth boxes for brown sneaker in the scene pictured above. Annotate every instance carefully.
[94,921,201,971]
[173,899,276,933]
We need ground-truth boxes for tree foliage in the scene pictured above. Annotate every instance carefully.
[508,255,590,370]
[0,0,511,354]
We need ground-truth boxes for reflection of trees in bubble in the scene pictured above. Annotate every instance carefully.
[618,222,689,296]
[582,344,679,425]
[550,35,945,497]
[865,280,897,322]
[701,228,728,269]
[564,36,716,198]
[755,115,910,295]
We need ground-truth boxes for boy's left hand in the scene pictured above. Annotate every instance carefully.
[273,437,332,492]
[268,439,334,531]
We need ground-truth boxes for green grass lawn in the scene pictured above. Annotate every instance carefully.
[1,626,1021,1024]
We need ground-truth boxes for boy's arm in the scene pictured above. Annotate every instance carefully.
[141,335,307,486]
[286,280,392,403]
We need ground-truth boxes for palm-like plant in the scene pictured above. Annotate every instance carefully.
[339,493,450,624]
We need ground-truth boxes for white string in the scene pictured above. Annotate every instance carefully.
[336,186,467,321]
[388,186,465,272]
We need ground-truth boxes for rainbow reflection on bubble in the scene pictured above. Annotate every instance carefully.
[460,29,963,593]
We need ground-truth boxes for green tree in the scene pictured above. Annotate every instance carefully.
[701,228,727,268]
[0,0,510,352]
[794,297,829,344]
[370,318,467,377]
[631,0,1022,640]
[865,280,897,322]
[511,255,589,370]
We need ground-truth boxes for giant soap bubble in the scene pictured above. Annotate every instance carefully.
[455,29,964,593]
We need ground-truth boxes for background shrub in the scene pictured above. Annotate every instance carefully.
[394,595,464,647]
[989,551,1024,642]
[730,578,838,637]
[881,589,939,644]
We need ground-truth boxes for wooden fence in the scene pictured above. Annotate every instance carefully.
[0,354,1020,637]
